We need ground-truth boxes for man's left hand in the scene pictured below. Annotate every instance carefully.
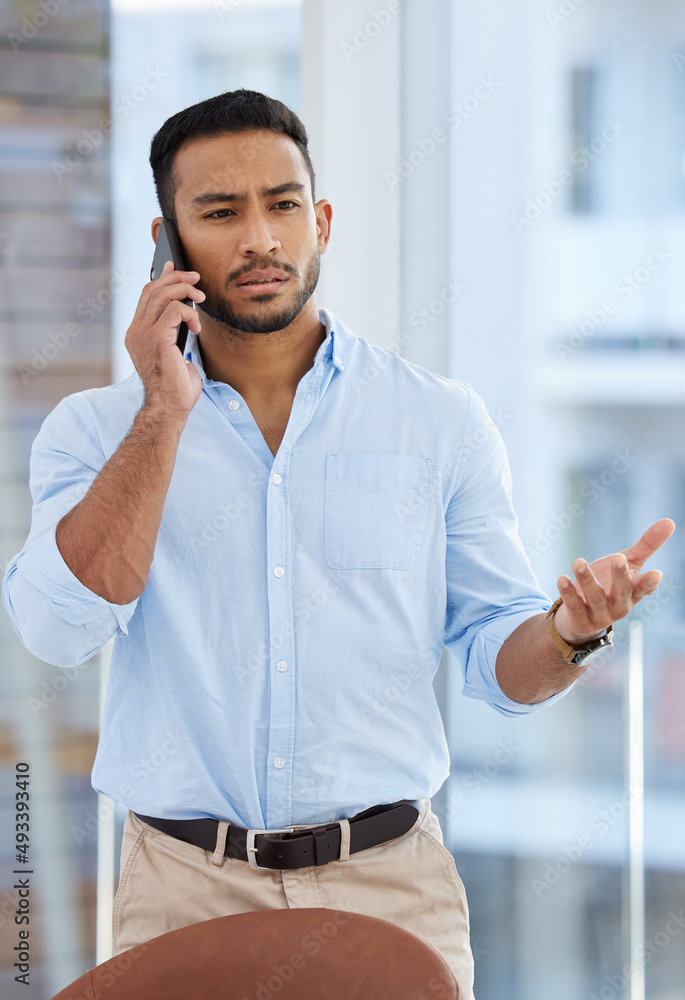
[554,518,676,645]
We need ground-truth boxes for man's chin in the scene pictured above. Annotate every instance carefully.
[200,300,303,335]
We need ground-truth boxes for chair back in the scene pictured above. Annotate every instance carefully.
[49,907,460,999]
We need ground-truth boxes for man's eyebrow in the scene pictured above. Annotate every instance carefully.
[191,183,306,207]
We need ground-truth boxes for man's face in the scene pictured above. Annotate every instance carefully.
[166,129,331,334]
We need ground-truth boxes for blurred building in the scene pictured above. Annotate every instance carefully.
[0,0,111,995]
[444,2,685,998]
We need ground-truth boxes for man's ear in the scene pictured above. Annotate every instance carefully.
[314,200,333,254]
[151,216,164,245]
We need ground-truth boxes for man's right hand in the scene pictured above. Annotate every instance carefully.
[125,260,206,419]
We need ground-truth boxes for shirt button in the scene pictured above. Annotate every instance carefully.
[229,400,240,410]
[334,355,341,365]
[274,757,286,769]
[276,660,288,672]
[272,473,282,485]
[273,566,285,577]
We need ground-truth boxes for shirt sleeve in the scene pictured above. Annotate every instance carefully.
[2,396,139,668]
[443,386,577,716]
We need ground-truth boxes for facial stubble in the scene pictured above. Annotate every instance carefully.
[197,246,321,335]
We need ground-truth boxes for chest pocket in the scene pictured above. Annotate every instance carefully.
[324,453,432,570]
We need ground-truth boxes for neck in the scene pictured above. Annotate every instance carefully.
[195,299,327,400]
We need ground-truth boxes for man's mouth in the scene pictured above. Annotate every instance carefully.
[237,269,289,289]
[238,279,287,294]
[241,279,283,285]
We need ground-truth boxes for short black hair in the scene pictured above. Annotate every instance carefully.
[149,88,317,222]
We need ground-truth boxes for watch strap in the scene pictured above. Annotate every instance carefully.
[545,598,578,663]
[545,597,613,664]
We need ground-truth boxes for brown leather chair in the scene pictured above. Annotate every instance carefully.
[49,907,460,999]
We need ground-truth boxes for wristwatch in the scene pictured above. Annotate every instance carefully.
[545,597,614,666]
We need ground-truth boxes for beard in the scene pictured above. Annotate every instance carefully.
[197,247,321,335]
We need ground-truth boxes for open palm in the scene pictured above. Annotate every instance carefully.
[554,518,676,645]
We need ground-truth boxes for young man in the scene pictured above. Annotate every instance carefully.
[2,89,674,997]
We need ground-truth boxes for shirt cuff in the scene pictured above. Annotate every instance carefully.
[462,606,577,716]
[16,523,138,634]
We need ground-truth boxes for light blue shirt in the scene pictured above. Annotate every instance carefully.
[3,307,571,829]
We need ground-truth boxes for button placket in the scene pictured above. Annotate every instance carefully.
[263,360,330,828]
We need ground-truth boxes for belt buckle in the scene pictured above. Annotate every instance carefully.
[246,827,295,871]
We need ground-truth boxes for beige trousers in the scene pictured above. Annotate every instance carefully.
[112,797,475,999]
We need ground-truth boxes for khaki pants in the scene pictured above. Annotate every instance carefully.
[113,797,475,999]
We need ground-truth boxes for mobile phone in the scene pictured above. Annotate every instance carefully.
[150,218,194,354]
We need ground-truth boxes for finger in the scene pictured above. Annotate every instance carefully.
[154,301,201,339]
[632,570,664,601]
[607,553,634,611]
[621,518,676,571]
[571,558,610,625]
[141,283,205,330]
[145,269,203,314]
[149,280,206,305]
[129,268,201,328]
[557,574,589,617]
[154,265,201,286]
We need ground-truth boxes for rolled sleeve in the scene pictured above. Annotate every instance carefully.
[443,387,576,716]
[2,396,139,667]
[461,606,578,716]
[11,522,137,633]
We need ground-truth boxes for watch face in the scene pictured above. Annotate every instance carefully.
[575,643,610,666]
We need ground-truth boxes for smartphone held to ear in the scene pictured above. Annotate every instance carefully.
[150,218,194,354]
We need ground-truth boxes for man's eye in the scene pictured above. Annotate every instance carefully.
[204,203,297,219]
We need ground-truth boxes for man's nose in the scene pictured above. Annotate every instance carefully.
[238,212,281,257]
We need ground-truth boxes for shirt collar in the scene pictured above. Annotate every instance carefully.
[184,306,357,383]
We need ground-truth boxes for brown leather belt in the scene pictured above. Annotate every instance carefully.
[133,800,420,871]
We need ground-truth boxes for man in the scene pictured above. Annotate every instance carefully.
[2,89,674,997]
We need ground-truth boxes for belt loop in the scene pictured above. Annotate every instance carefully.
[210,821,229,867]
[338,818,351,862]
